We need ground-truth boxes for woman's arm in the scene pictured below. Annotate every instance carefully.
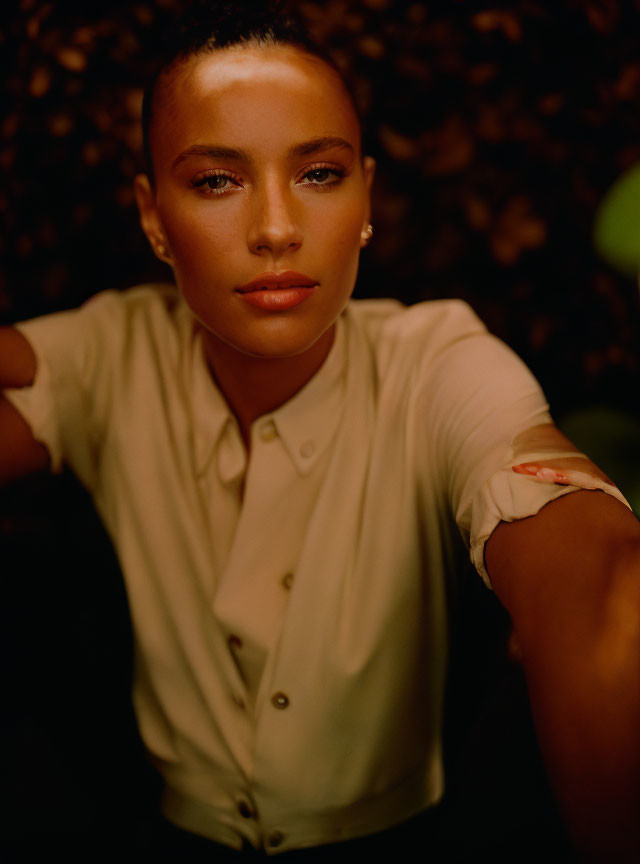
[0,327,50,485]
[485,482,640,862]
[0,325,37,389]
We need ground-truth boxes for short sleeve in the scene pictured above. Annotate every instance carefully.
[467,456,632,589]
[421,304,632,589]
[2,290,126,489]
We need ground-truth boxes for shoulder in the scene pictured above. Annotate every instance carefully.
[77,282,191,358]
[347,296,484,337]
[345,296,489,375]
[347,296,486,347]
[79,282,183,326]
[10,283,191,390]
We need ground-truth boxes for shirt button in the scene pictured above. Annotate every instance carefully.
[237,799,255,819]
[299,439,315,458]
[271,692,290,710]
[281,572,294,591]
[267,830,285,848]
[259,420,277,442]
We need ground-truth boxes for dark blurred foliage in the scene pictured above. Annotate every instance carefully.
[2,0,640,417]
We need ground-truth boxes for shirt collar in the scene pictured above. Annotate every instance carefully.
[190,311,348,479]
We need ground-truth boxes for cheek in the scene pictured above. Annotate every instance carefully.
[159,199,241,268]
[310,188,362,237]
[319,201,366,267]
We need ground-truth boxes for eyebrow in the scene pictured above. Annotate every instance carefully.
[171,136,355,170]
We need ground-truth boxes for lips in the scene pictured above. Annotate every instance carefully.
[236,271,319,293]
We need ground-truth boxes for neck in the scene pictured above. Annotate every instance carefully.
[201,325,336,451]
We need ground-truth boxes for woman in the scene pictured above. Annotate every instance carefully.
[1,2,639,860]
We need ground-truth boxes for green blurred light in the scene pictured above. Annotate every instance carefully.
[593,161,640,277]
[559,406,640,517]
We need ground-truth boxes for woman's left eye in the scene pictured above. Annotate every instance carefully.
[299,167,344,187]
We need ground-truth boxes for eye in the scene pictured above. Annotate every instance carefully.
[298,165,345,189]
[191,171,242,197]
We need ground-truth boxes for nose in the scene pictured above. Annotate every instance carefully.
[247,178,303,257]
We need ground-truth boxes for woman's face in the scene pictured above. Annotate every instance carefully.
[135,43,375,360]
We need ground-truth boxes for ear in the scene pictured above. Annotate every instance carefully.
[133,174,172,265]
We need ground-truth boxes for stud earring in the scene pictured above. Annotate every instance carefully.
[156,241,168,258]
[361,224,373,245]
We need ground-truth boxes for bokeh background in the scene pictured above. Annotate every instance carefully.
[2,0,640,501]
[2,0,640,857]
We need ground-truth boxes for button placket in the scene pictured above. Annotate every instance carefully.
[232,693,246,711]
[259,420,277,443]
[267,830,285,849]
[271,692,289,709]
[237,798,256,819]
[299,439,315,458]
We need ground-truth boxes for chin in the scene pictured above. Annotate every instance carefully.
[191,291,342,361]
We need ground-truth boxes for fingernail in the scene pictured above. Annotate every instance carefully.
[512,463,539,476]
[512,464,569,484]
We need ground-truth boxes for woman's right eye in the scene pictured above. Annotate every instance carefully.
[191,173,241,196]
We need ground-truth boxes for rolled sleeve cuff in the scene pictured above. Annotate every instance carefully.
[470,460,633,589]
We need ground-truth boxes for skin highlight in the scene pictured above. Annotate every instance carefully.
[135,43,375,448]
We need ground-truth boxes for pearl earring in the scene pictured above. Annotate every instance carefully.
[361,224,373,245]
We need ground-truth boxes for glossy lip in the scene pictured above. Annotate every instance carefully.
[238,286,316,310]
[235,270,319,293]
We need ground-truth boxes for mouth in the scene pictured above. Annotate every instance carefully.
[236,286,317,311]
[236,270,319,294]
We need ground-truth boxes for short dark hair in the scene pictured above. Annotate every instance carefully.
[141,0,363,183]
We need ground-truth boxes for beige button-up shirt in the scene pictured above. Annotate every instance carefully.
[3,284,629,853]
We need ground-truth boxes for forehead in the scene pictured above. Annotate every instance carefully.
[151,44,360,166]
